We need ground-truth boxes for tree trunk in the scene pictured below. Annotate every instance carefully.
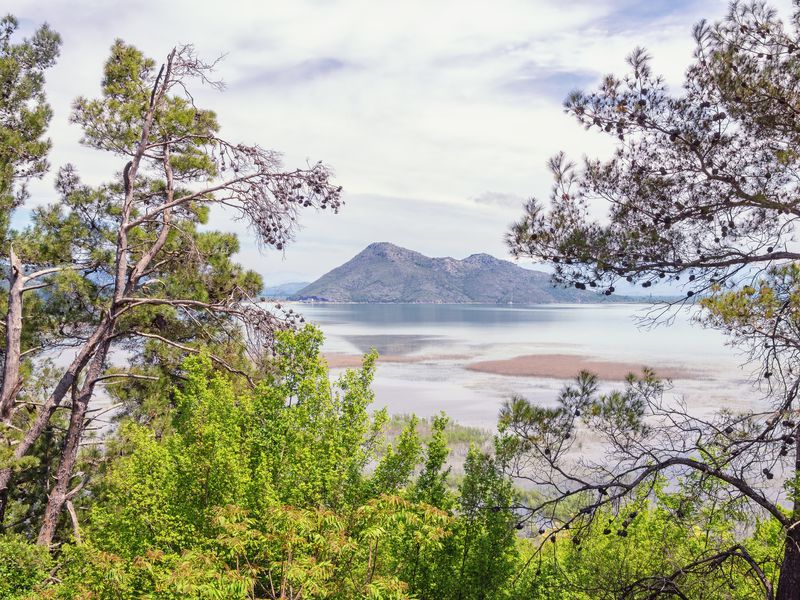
[0,318,111,521]
[1,245,24,421]
[776,425,800,600]
[37,341,108,546]
[777,525,800,600]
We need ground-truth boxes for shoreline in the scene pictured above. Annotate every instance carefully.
[278,299,669,306]
[324,353,469,369]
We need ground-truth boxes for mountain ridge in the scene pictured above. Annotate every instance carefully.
[290,242,633,304]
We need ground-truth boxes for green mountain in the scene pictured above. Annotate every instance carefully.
[291,242,629,303]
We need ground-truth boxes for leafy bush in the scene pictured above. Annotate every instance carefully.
[0,535,52,600]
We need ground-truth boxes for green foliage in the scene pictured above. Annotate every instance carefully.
[87,327,376,552]
[412,414,452,509]
[516,496,779,600]
[71,40,218,170]
[449,447,518,599]
[0,14,61,244]
[39,543,253,600]
[0,324,789,598]
[388,442,519,600]
[372,416,422,496]
[388,414,491,447]
[0,363,68,536]
[701,263,800,356]
[1,326,532,599]
[38,328,454,598]
[0,534,53,599]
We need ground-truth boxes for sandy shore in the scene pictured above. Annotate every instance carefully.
[465,354,702,381]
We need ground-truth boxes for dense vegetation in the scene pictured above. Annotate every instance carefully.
[33,329,518,599]
[0,326,786,599]
[2,2,800,598]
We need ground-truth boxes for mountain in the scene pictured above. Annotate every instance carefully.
[263,281,311,299]
[290,242,629,304]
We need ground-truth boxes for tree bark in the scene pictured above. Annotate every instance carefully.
[1,245,24,421]
[776,425,800,600]
[0,318,110,521]
[37,340,109,546]
[777,525,800,600]
[65,499,80,544]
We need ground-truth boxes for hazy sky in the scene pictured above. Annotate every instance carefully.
[8,0,789,285]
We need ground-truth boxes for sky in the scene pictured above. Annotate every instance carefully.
[8,0,791,287]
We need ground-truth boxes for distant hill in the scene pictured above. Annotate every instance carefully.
[290,242,634,304]
[263,281,311,299]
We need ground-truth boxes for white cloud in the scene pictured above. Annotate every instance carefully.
[8,0,772,283]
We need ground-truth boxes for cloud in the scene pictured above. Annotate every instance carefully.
[5,0,762,284]
[599,0,707,32]
[498,66,600,102]
[472,191,526,209]
[235,57,353,88]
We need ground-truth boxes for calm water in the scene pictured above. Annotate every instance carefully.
[296,303,761,428]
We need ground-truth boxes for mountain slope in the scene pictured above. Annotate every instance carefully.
[291,242,621,303]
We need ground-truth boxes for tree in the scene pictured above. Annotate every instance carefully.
[509,2,800,299]
[513,489,778,600]
[450,446,518,600]
[0,39,342,546]
[394,437,519,599]
[0,10,61,544]
[506,2,800,598]
[0,14,61,246]
[497,372,786,598]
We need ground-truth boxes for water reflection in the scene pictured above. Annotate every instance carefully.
[294,303,761,428]
[344,334,442,355]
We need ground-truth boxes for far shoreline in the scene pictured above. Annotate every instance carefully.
[274,299,676,306]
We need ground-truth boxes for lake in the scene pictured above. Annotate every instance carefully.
[296,303,763,429]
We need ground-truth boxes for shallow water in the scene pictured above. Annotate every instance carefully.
[296,303,762,428]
